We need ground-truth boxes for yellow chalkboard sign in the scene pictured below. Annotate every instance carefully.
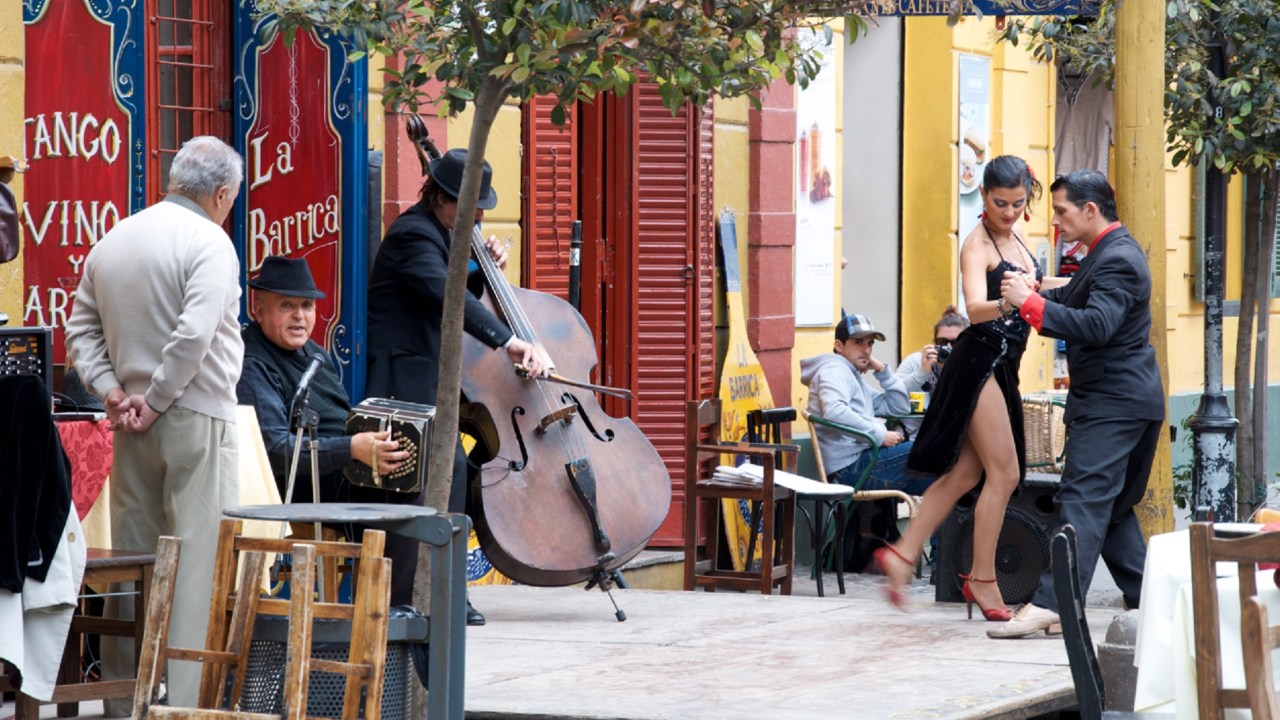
[715,209,774,571]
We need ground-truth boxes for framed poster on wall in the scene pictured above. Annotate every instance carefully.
[957,53,991,312]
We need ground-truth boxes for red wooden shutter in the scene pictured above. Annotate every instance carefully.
[520,96,579,300]
[694,103,716,405]
[632,86,715,546]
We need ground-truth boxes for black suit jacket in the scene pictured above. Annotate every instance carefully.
[366,202,511,405]
[1039,224,1165,423]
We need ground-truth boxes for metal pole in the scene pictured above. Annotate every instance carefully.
[568,219,582,312]
[1188,20,1239,521]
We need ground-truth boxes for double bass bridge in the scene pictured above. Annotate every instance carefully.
[536,404,577,434]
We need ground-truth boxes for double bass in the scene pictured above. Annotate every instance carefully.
[405,118,671,589]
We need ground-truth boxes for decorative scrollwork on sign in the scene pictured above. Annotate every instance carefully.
[234,18,270,123]
[330,323,351,384]
[112,0,139,103]
[319,28,355,122]
[23,0,49,23]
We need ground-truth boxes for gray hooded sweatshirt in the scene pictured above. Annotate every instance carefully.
[800,352,910,476]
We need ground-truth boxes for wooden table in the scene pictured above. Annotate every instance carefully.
[224,502,469,720]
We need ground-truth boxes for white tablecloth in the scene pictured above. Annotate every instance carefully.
[1133,527,1279,718]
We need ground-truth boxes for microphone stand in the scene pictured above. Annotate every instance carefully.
[282,370,325,591]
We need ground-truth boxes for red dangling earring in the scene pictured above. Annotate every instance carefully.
[1024,209,1031,222]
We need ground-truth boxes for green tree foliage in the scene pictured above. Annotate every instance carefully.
[999,1,1280,514]
[259,0,885,117]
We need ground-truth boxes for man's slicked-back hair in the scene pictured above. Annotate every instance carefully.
[168,136,244,200]
[1050,169,1119,222]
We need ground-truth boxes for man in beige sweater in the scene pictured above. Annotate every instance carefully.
[66,135,244,712]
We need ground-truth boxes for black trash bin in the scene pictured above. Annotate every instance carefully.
[237,605,428,719]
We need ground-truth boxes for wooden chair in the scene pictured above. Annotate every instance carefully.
[804,411,919,583]
[285,521,350,602]
[1242,594,1280,720]
[134,518,393,719]
[684,398,797,594]
[133,536,314,720]
[1189,521,1280,720]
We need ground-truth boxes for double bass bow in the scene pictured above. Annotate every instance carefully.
[404,117,671,596]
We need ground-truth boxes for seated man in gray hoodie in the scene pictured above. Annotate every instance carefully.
[801,314,934,496]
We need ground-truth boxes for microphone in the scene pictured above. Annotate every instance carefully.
[289,353,326,424]
[297,353,324,394]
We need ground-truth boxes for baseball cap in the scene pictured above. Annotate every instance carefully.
[835,314,886,342]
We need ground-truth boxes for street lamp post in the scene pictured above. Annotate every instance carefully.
[1188,24,1239,521]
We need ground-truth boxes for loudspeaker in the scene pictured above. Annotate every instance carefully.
[934,474,1061,605]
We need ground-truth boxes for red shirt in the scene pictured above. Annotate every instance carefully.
[1018,221,1122,329]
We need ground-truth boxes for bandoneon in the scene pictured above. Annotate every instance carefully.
[343,397,434,493]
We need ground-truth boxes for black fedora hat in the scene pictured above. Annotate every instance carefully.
[248,255,326,299]
[428,148,498,210]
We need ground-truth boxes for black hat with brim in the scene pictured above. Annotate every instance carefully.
[247,255,326,299]
[428,148,499,210]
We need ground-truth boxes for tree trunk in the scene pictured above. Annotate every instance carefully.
[1236,170,1260,517]
[409,76,508,719]
[1251,169,1278,516]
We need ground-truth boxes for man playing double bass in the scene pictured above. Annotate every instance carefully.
[367,148,545,624]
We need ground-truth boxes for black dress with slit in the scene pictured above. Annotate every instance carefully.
[906,235,1043,481]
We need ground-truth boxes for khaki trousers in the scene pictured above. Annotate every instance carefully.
[102,407,237,714]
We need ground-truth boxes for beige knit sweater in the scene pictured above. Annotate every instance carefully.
[66,194,244,423]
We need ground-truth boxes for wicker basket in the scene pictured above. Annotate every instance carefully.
[1022,395,1066,473]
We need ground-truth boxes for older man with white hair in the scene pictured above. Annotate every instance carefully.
[66,135,245,711]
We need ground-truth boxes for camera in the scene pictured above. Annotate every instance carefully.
[936,346,951,364]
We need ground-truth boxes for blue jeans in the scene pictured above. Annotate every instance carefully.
[829,441,935,496]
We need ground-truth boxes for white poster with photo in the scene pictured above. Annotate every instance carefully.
[957,54,991,312]
[794,27,836,327]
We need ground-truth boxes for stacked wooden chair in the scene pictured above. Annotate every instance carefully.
[133,518,393,719]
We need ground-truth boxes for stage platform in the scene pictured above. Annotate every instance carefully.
[463,578,1119,720]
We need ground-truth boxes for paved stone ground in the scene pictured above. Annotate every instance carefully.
[1,554,1127,719]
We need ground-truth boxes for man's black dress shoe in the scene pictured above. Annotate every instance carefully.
[466,596,486,626]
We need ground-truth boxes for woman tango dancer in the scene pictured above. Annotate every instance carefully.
[874,155,1068,621]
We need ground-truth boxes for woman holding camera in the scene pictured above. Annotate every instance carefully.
[894,306,969,436]
[874,156,1068,621]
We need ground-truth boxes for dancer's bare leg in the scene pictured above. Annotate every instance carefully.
[965,376,1021,611]
[892,442,983,563]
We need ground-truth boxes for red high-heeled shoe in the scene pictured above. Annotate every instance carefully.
[959,574,1012,621]
[873,545,913,611]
